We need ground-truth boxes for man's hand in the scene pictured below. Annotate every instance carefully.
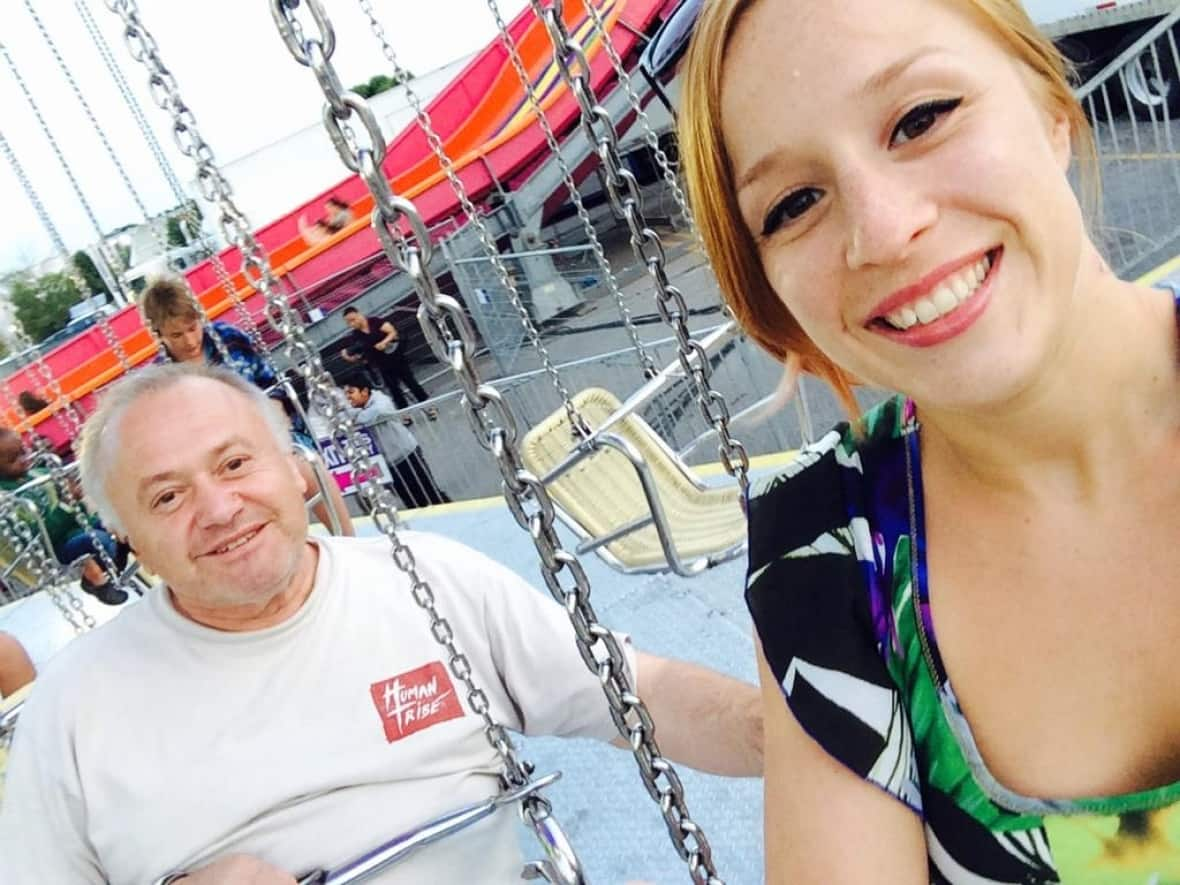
[173,854,296,884]
[340,350,361,364]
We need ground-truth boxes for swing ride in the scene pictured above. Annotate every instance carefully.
[0,0,797,880]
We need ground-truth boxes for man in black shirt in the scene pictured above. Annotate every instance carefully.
[340,307,437,422]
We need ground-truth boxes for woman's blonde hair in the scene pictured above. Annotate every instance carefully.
[679,0,1098,415]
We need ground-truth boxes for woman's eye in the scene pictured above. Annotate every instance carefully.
[890,97,963,147]
[225,457,247,472]
[152,491,177,510]
[761,188,824,237]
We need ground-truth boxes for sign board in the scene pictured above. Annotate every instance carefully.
[317,428,394,495]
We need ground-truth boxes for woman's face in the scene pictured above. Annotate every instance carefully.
[722,0,1085,409]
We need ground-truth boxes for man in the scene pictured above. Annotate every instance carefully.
[0,363,761,884]
[341,372,449,509]
[141,276,354,536]
[340,306,438,422]
[0,429,127,605]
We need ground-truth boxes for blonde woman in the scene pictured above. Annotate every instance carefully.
[680,0,1180,881]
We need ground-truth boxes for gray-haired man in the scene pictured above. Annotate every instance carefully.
[0,363,761,885]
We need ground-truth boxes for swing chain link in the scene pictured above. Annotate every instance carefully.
[355,0,594,436]
[276,2,720,880]
[533,0,750,498]
[578,0,700,242]
[264,0,541,793]
[76,0,261,361]
[0,499,94,635]
[105,0,543,808]
[482,0,657,379]
[1,41,137,374]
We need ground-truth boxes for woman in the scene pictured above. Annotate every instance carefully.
[681,1,1180,882]
[140,276,355,537]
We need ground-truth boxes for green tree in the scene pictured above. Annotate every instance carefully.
[351,68,412,99]
[9,272,84,343]
[72,250,110,298]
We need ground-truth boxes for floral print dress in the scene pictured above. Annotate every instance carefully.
[747,361,1180,884]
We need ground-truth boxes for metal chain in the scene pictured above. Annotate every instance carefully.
[71,0,267,362]
[0,114,133,592]
[274,3,720,881]
[579,0,700,241]
[21,0,177,279]
[73,0,189,210]
[0,123,108,334]
[484,0,658,378]
[263,0,542,795]
[0,502,94,634]
[355,0,601,434]
[10,322,128,589]
[531,0,750,497]
[0,42,131,300]
[20,3,243,368]
[103,0,541,805]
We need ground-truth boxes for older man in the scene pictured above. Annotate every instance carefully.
[0,363,761,885]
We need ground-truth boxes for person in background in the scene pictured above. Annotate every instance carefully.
[0,429,127,606]
[15,392,47,417]
[298,195,355,245]
[141,276,354,537]
[681,0,1180,881]
[341,372,450,509]
[340,306,438,424]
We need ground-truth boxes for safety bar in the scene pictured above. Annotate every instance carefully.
[290,772,565,885]
[544,430,726,578]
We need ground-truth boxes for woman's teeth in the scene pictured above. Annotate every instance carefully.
[883,253,992,331]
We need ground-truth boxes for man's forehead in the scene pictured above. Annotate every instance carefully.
[115,381,267,468]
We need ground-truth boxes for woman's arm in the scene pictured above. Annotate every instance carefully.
[758,646,928,883]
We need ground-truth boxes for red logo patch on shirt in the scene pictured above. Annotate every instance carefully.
[370,661,464,743]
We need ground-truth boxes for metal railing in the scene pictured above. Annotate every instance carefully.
[1076,6,1180,279]
[355,326,851,504]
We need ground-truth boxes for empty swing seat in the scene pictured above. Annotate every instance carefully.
[521,388,747,576]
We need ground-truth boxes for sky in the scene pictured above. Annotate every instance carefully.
[0,0,527,277]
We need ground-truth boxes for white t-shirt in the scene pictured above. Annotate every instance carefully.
[0,533,635,884]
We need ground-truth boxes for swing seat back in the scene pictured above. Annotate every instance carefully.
[521,388,746,576]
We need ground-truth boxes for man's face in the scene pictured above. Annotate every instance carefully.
[106,379,309,609]
[158,316,205,364]
[343,385,369,408]
[0,434,29,479]
[344,312,364,331]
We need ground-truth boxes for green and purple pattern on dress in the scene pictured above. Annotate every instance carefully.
[747,392,1180,884]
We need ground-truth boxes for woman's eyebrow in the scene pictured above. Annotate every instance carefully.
[858,45,948,98]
